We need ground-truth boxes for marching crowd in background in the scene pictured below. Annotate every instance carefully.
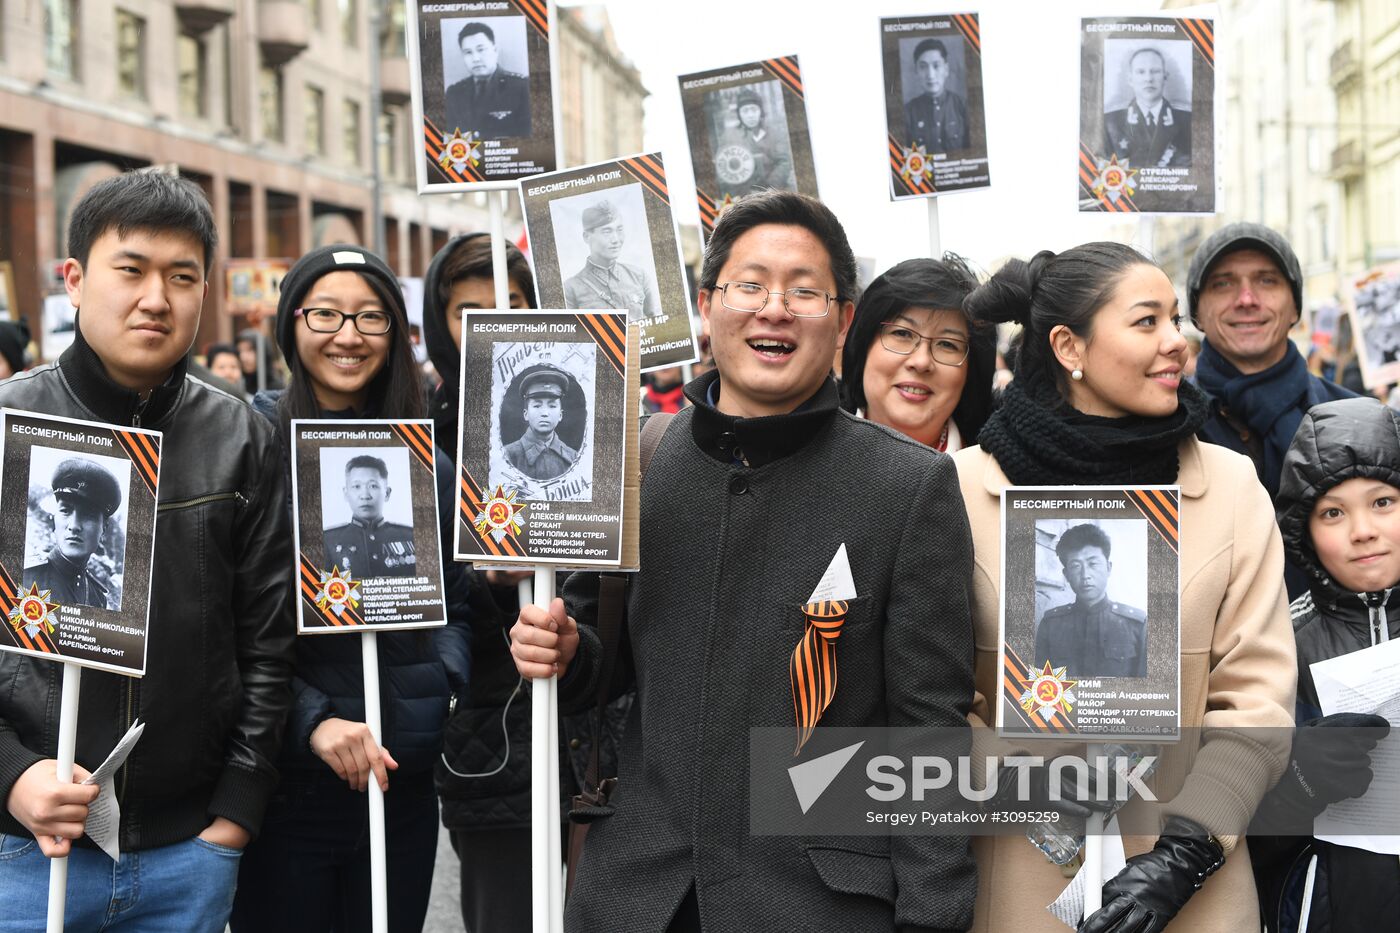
[0,169,1396,933]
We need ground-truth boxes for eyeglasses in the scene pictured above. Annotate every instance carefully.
[714,281,835,318]
[878,322,970,366]
[296,307,394,335]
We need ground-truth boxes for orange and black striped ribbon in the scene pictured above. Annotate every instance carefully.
[424,118,487,184]
[112,429,161,499]
[514,0,549,37]
[1125,488,1180,552]
[1177,18,1214,66]
[389,421,436,474]
[696,190,719,236]
[1002,644,1076,734]
[619,154,670,206]
[574,312,626,376]
[951,13,981,54]
[0,562,58,655]
[1078,143,1140,213]
[790,599,848,755]
[761,56,805,100]
[458,467,527,559]
[889,134,936,197]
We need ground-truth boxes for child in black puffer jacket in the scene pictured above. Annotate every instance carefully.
[1250,396,1398,933]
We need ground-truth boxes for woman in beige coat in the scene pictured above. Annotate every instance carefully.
[952,244,1296,933]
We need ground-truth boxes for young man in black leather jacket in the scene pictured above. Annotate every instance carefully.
[0,171,296,933]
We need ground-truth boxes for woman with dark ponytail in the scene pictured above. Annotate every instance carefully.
[953,244,1295,933]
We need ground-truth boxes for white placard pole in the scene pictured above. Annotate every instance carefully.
[46,662,81,933]
[1082,742,1107,918]
[927,197,942,260]
[362,633,388,933]
[529,567,560,932]
[490,191,510,310]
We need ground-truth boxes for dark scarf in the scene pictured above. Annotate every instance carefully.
[1194,338,1312,496]
[682,370,839,468]
[977,376,1209,487]
[59,322,188,428]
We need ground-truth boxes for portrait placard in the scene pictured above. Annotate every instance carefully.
[1345,262,1400,390]
[455,310,633,566]
[520,153,698,372]
[880,14,990,199]
[678,56,819,241]
[290,420,448,633]
[0,410,160,676]
[407,0,558,192]
[998,487,1181,741]
[1078,9,1218,213]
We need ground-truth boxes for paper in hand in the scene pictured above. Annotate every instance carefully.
[80,719,145,861]
[1048,818,1128,929]
[806,544,857,604]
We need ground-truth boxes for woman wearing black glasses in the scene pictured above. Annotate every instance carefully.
[839,256,995,452]
[230,245,472,933]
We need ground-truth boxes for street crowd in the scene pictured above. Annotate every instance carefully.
[0,170,1395,933]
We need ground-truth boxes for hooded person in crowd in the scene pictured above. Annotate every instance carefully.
[1250,397,1397,933]
[0,317,31,379]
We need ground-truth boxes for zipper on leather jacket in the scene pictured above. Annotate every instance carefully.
[157,491,247,512]
[117,678,138,805]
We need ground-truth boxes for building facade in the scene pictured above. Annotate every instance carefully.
[1153,0,1399,321]
[0,0,647,357]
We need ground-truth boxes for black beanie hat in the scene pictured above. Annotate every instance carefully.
[275,245,406,368]
[0,319,30,374]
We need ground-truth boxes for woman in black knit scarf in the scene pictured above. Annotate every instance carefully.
[954,243,1295,933]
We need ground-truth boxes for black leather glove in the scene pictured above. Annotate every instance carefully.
[1256,712,1391,828]
[1078,816,1224,933]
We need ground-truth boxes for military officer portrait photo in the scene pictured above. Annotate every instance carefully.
[1033,520,1150,679]
[489,347,597,501]
[22,448,132,612]
[1101,40,1193,169]
[439,16,531,139]
[319,448,417,579]
[702,80,798,200]
[1352,267,1400,383]
[549,184,662,323]
[899,35,970,154]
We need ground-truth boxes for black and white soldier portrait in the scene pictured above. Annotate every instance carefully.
[486,340,597,503]
[1350,264,1400,387]
[901,35,969,154]
[1034,520,1149,679]
[503,366,578,481]
[319,447,417,579]
[703,80,798,199]
[552,186,662,322]
[22,449,132,612]
[1102,40,1193,170]
[440,16,532,140]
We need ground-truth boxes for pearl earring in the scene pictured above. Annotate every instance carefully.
[1071,368,1083,381]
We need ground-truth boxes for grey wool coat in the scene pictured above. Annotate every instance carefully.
[558,373,977,932]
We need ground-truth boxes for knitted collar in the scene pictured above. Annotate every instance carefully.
[682,369,839,468]
[59,324,188,428]
[977,376,1210,487]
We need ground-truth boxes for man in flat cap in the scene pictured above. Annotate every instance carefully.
[562,199,662,323]
[503,365,579,481]
[23,458,122,610]
[323,455,417,578]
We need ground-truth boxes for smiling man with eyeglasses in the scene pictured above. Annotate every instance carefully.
[510,190,978,932]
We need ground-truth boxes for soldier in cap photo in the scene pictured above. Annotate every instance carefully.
[711,85,796,198]
[1034,523,1148,678]
[443,20,531,139]
[503,364,580,481]
[23,457,123,611]
[562,197,661,322]
[903,37,969,153]
[323,454,416,578]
